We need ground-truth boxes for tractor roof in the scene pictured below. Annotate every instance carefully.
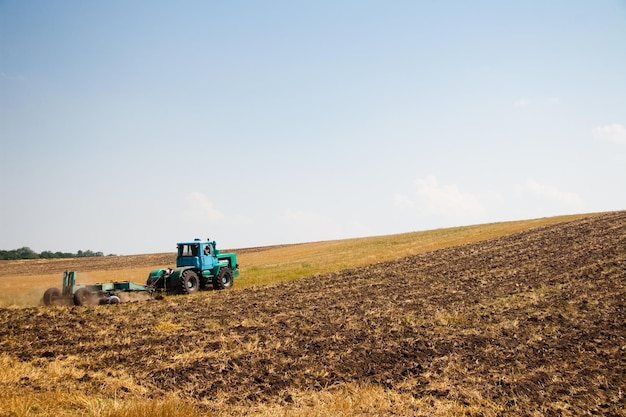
[178,239,214,245]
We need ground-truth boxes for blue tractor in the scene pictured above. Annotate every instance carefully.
[146,238,239,294]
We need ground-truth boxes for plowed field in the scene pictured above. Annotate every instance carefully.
[0,212,624,416]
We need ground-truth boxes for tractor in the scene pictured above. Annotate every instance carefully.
[146,238,239,293]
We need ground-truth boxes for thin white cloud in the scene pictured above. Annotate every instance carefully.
[523,180,583,208]
[593,123,626,145]
[282,208,370,242]
[395,176,584,230]
[183,192,224,222]
[282,208,337,242]
[514,98,530,107]
[395,176,485,227]
[413,176,484,219]
[393,193,415,209]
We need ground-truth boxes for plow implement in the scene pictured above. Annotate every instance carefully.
[43,271,153,306]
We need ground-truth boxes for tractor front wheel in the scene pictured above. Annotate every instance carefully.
[43,288,61,306]
[73,288,93,306]
[213,268,233,290]
[180,270,200,294]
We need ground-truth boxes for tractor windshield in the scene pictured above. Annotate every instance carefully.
[178,244,199,257]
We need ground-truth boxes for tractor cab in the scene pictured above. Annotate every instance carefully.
[176,238,217,270]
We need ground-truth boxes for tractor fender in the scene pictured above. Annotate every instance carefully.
[147,268,174,287]
[147,268,167,283]
[164,267,194,285]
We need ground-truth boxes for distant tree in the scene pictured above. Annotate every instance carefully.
[16,247,38,259]
[0,250,15,260]
[0,247,39,260]
[0,247,111,260]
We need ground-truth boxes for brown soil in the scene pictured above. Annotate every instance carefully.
[0,212,624,415]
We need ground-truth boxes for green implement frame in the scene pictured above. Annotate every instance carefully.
[43,271,153,306]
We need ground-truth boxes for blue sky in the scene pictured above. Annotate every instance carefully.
[1,1,625,255]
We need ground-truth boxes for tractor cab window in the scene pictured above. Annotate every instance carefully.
[179,244,199,257]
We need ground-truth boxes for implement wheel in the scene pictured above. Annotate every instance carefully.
[180,270,200,294]
[43,288,61,306]
[73,288,93,306]
[213,268,233,290]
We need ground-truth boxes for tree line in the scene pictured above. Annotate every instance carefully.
[0,247,113,260]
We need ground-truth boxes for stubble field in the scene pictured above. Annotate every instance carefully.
[0,212,624,416]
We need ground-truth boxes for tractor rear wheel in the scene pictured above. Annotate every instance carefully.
[43,288,61,306]
[180,270,200,294]
[213,268,233,290]
[73,288,93,306]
